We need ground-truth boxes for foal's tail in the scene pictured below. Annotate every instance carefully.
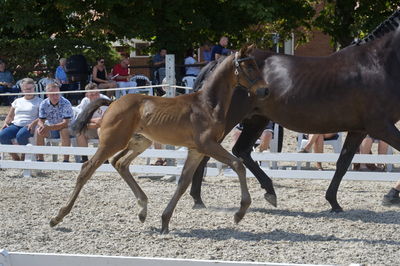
[71,98,113,135]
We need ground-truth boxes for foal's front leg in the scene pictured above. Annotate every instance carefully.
[161,149,204,234]
[111,135,153,222]
[50,146,114,227]
[202,141,251,224]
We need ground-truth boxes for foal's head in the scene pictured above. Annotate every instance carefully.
[230,44,269,97]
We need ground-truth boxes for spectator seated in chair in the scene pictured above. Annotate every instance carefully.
[111,57,137,97]
[55,58,79,104]
[36,83,73,162]
[354,136,388,171]
[299,133,338,170]
[0,78,42,161]
[92,57,117,98]
[233,122,275,153]
[73,83,109,163]
[152,48,167,84]
[0,59,19,106]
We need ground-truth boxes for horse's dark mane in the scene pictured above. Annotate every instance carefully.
[353,9,400,46]
[193,56,227,92]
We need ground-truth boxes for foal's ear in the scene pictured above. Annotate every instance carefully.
[238,44,256,57]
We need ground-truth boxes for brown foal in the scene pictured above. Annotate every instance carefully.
[49,45,268,233]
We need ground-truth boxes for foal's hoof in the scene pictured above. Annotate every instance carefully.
[192,202,206,209]
[330,207,344,213]
[264,193,277,207]
[49,217,61,227]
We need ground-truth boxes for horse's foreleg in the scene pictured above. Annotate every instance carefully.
[203,142,251,224]
[161,150,204,234]
[326,131,366,212]
[233,118,277,206]
[111,134,152,223]
[50,146,113,227]
[189,156,210,209]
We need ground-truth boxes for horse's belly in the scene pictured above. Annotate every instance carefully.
[139,127,196,148]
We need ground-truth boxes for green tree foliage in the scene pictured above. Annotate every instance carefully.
[0,0,316,78]
[313,0,400,49]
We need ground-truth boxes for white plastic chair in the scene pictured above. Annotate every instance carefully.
[182,76,196,94]
[296,132,343,169]
[129,75,153,95]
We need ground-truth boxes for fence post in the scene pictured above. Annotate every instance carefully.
[165,54,175,97]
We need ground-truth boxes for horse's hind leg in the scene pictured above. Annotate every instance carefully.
[326,131,365,212]
[190,156,210,209]
[161,150,204,234]
[50,146,115,227]
[201,142,251,224]
[366,123,400,204]
[111,134,152,223]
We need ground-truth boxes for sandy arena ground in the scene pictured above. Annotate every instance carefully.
[1,107,400,265]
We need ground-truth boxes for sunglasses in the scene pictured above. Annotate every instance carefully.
[99,60,105,63]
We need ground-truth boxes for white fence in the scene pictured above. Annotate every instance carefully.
[0,249,332,266]
[0,144,399,182]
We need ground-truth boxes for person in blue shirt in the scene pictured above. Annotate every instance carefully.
[152,48,167,84]
[210,36,229,61]
[36,82,73,162]
[55,58,68,85]
[0,59,16,105]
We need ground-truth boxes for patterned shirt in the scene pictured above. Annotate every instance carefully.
[39,96,73,125]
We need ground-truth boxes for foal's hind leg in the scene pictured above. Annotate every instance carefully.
[111,134,152,223]
[50,146,117,227]
[161,150,204,234]
[326,131,365,212]
[201,142,251,224]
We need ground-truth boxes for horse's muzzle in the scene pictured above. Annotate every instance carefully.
[256,87,269,97]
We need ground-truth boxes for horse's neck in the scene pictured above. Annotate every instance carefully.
[201,61,235,116]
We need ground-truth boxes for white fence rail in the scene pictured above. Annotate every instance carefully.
[0,144,399,182]
[0,249,326,266]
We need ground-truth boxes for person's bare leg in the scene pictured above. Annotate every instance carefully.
[60,128,71,161]
[76,133,88,147]
[303,134,319,152]
[377,141,389,170]
[153,142,165,164]
[313,135,324,170]
[359,137,373,170]
[258,131,272,152]
[35,129,46,161]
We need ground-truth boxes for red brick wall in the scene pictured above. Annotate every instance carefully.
[129,57,152,77]
[295,31,334,57]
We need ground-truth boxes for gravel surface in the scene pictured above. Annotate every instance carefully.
[1,108,400,265]
[1,167,400,265]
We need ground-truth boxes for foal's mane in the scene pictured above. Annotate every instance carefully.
[193,56,227,92]
[353,9,400,45]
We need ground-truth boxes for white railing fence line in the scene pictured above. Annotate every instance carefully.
[0,144,399,182]
[0,249,323,266]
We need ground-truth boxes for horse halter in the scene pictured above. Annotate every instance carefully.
[233,52,263,93]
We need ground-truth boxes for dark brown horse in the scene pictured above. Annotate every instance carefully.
[191,10,400,212]
[49,45,269,233]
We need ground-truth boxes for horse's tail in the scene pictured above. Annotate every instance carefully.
[71,98,113,134]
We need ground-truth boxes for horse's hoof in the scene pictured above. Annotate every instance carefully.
[234,212,244,224]
[264,193,277,207]
[330,207,343,213]
[160,227,169,234]
[192,202,206,209]
[138,213,146,223]
[49,217,60,227]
